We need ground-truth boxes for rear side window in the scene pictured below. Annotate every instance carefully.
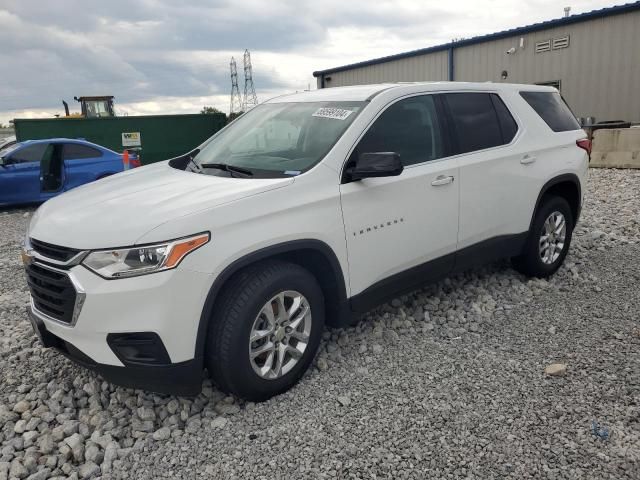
[444,93,516,154]
[519,91,581,132]
[63,144,102,160]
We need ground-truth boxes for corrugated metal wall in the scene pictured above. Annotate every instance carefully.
[317,10,640,122]
[454,11,640,122]
[321,50,449,87]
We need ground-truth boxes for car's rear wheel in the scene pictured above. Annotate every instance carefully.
[512,195,574,278]
[206,260,324,401]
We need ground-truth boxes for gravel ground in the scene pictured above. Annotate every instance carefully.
[1,168,639,480]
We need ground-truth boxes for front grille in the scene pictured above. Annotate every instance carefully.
[30,238,81,263]
[26,263,77,324]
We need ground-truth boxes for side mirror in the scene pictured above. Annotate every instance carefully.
[347,152,403,181]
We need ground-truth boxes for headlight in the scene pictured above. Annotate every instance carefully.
[82,233,209,279]
[24,208,40,245]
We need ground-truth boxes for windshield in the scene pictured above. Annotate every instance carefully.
[85,100,112,118]
[191,101,365,178]
[1,142,20,156]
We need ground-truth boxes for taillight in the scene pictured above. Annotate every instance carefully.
[130,159,141,168]
[576,138,591,156]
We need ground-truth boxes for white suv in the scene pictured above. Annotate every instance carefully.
[23,82,590,401]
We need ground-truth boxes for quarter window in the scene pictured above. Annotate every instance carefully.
[9,143,48,164]
[520,91,581,132]
[354,95,444,167]
[444,93,516,154]
[63,144,102,160]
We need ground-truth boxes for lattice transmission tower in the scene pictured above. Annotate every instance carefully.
[242,49,258,110]
[229,57,243,115]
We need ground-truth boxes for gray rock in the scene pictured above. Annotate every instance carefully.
[26,469,51,480]
[44,456,57,469]
[12,401,30,414]
[131,419,154,433]
[61,420,79,436]
[9,459,28,479]
[137,406,156,421]
[383,329,399,343]
[0,406,18,424]
[544,363,567,376]
[22,431,38,447]
[82,383,97,396]
[101,442,118,473]
[1,170,640,480]
[211,417,228,429]
[78,462,100,479]
[89,432,113,450]
[316,357,328,371]
[152,427,171,441]
[166,399,180,415]
[84,443,103,464]
[64,433,84,450]
[50,426,65,442]
[24,418,40,431]
[214,403,240,415]
[13,420,27,434]
[0,462,9,480]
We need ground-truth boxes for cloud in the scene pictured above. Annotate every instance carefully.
[0,0,619,125]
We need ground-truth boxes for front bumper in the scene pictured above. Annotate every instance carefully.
[27,303,203,396]
[24,258,215,396]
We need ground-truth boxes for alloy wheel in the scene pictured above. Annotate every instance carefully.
[249,290,312,379]
[539,211,566,265]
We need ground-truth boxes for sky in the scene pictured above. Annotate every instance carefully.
[0,0,621,125]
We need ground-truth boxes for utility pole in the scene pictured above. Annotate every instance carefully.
[229,57,243,115]
[242,49,258,110]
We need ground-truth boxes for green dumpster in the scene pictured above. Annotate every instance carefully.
[13,113,227,164]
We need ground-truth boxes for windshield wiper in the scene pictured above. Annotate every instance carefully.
[200,163,254,177]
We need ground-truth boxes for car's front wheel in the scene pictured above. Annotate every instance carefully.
[512,195,574,278]
[206,260,324,401]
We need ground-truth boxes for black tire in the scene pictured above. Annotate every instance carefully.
[206,260,325,401]
[512,195,574,278]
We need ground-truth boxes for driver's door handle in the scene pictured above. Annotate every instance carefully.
[520,155,537,165]
[431,175,454,186]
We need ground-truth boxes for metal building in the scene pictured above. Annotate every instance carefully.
[313,2,640,123]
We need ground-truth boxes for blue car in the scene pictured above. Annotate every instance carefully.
[0,138,139,206]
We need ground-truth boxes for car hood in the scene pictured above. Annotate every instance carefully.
[29,162,294,248]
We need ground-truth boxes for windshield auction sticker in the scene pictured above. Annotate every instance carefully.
[312,108,353,120]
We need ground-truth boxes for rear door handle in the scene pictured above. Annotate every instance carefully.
[520,155,537,165]
[431,175,454,186]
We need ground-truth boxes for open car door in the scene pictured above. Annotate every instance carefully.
[40,144,65,201]
[0,143,45,205]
